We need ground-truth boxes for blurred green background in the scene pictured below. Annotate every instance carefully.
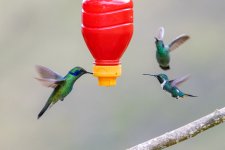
[0,0,225,150]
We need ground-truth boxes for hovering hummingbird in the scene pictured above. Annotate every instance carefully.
[143,73,197,99]
[35,65,93,119]
[155,27,190,70]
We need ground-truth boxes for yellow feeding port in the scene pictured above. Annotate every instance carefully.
[93,65,121,86]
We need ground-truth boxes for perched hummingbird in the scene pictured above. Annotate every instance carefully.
[155,27,190,70]
[35,65,93,119]
[143,73,197,99]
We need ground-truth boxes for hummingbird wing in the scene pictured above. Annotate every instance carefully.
[35,65,65,88]
[169,34,190,52]
[35,77,65,88]
[170,74,190,87]
[155,27,165,40]
[35,65,63,79]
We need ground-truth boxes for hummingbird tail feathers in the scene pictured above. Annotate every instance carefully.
[160,65,170,70]
[37,101,51,119]
[184,93,197,98]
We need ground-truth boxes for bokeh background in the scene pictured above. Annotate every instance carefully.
[0,0,225,150]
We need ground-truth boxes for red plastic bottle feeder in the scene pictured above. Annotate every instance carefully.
[82,0,133,86]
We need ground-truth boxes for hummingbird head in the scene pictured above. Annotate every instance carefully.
[156,74,169,83]
[69,67,93,77]
[143,73,168,84]
[155,39,164,49]
[154,37,159,41]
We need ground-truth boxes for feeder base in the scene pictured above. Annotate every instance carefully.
[93,65,121,86]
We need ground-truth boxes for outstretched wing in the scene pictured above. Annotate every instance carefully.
[170,74,190,87]
[155,27,165,41]
[35,65,63,79]
[35,77,65,88]
[169,34,190,52]
[35,65,65,88]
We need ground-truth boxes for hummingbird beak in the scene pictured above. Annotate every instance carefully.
[142,74,157,77]
[86,71,93,74]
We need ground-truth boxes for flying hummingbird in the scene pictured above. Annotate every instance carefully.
[143,73,197,99]
[155,27,190,70]
[35,65,93,119]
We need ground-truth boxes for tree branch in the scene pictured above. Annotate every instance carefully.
[127,107,225,150]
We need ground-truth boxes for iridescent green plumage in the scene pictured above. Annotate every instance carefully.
[143,73,197,99]
[35,65,92,119]
[155,27,190,70]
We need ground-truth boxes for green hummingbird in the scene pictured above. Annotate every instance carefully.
[155,27,190,70]
[35,65,93,119]
[143,73,197,99]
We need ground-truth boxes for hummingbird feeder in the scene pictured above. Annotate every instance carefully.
[82,0,134,86]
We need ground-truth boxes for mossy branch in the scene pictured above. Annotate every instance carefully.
[127,107,225,150]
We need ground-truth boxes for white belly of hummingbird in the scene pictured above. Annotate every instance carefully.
[160,80,166,89]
